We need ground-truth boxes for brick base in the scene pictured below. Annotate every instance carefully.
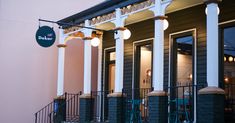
[198,87,225,123]
[79,94,93,123]
[53,98,66,123]
[108,92,123,123]
[148,91,168,123]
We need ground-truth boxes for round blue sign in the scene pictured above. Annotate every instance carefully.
[36,26,56,47]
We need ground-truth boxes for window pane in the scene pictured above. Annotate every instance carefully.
[139,44,152,89]
[176,36,193,85]
[224,26,235,84]
[110,52,116,61]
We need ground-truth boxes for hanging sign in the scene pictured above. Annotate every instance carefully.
[36,26,56,47]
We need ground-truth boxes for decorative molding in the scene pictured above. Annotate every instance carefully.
[57,44,67,48]
[121,0,155,15]
[90,12,116,25]
[63,0,155,34]
[63,23,85,34]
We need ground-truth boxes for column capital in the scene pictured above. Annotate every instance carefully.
[153,15,168,20]
[113,27,126,31]
[82,37,93,40]
[204,0,222,4]
[57,44,67,48]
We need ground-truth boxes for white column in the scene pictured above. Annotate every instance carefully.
[114,8,125,93]
[151,0,172,91]
[97,33,103,122]
[83,20,93,94]
[153,18,164,91]
[57,29,66,96]
[206,2,220,87]
[97,34,103,92]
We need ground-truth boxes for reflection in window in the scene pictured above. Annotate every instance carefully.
[224,26,235,85]
[176,36,193,86]
[223,26,235,104]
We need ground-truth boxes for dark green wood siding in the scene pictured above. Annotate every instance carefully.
[101,0,235,90]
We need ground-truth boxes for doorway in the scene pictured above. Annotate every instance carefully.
[133,40,153,121]
[169,29,196,123]
[99,48,115,122]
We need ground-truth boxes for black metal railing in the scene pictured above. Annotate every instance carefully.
[167,83,205,123]
[35,94,66,123]
[122,88,153,123]
[91,90,113,122]
[35,91,82,123]
[224,83,235,122]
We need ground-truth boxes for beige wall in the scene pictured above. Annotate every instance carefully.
[0,0,104,123]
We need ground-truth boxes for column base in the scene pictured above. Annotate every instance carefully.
[107,92,123,123]
[198,86,225,123]
[148,91,168,123]
[53,97,66,123]
[79,94,93,123]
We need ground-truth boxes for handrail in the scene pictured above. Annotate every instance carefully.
[34,93,66,123]
[49,92,82,115]
[35,91,82,123]
[35,94,65,114]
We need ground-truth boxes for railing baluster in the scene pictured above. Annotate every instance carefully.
[73,95,75,116]
[35,113,38,123]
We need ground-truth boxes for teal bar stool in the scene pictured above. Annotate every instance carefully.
[127,99,142,123]
[169,98,190,123]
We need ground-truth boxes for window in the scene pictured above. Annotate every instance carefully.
[223,26,235,85]
[175,36,193,85]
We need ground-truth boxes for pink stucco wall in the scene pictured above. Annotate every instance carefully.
[0,0,104,123]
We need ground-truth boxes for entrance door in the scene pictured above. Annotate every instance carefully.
[134,41,153,121]
[102,50,115,121]
[169,30,195,123]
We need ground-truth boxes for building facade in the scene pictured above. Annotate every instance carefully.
[36,0,235,123]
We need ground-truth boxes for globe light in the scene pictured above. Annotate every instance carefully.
[224,77,229,83]
[123,29,131,40]
[163,19,169,30]
[228,56,233,62]
[205,7,220,15]
[91,37,100,47]
[234,57,235,62]
[224,57,227,62]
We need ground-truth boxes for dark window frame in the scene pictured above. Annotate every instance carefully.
[219,22,235,88]
[170,31,196,87]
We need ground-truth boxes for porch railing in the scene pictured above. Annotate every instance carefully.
[120,84,205,123]
[35,91,82,123]
[224,83,235,122]
[167,83,206,123]
[122,88,153,123]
